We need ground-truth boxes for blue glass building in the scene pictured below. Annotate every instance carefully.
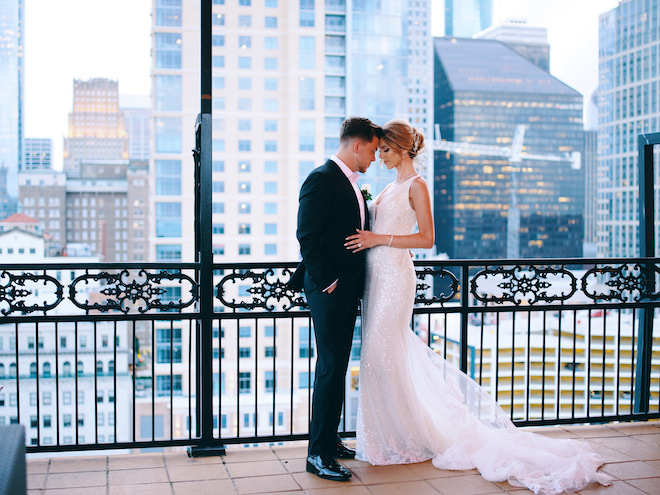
[0,0,23,217]
[434,37,585,260]
[444,0,492,38]
[597,0,660,257]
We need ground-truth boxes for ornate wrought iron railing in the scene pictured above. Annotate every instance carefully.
[1,257,659,454]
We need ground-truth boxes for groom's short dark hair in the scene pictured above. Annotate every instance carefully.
[339,117,384,144]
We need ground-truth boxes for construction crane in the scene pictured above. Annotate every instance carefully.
[432,124,582,258]
[432,124,581,168]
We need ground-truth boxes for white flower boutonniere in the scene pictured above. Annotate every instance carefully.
[361,184,372,202]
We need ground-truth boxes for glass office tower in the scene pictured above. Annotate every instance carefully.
[597,0,660,257]
[0,0,24,217]
[434,37,585,260]
[444,0,492,38]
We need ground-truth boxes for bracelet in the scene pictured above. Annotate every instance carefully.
[388,235,393,247]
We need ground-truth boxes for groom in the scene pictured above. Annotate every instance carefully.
[291,117,383,481]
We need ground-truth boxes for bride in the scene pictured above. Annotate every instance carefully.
[344,119,612,495]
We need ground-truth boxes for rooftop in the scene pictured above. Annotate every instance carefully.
[26,422,660,495]
[434,37,579,96]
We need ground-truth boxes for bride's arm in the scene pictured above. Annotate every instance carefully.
[345,177,435,252]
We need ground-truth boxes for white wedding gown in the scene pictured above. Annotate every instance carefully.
[356,175,612,495]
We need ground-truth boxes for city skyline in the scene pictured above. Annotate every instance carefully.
[24,0,619,172]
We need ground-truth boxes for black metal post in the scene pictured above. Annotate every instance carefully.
[460,265,469,373]
[189,0,223,456]
[634,132,660,414]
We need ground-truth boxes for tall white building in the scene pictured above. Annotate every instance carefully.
[149,0,434,437]
[597,0,660,257]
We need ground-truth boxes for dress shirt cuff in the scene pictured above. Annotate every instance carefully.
[323,278,339,292]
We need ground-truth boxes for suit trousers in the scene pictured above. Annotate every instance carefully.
[304,271,361,456]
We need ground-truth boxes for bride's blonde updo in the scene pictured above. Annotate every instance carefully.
[382,119,426,159]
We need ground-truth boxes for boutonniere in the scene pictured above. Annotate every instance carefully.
[361,184,372,202]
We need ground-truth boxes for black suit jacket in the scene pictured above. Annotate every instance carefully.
[290,159,368,293]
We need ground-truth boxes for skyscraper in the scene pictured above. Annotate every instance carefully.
[475,19,550,72]
[444,0,492,38]
[0,0,24,217]
[63,78,129,177]
[597,0,660,257]
[434,37,585,260]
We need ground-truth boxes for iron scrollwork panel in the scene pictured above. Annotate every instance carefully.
[470,265,577,306]
[216,267,307,311]
[415,267,459,305]
[582,263,660,302]
[0,271,65,315]
[70,270,198,313]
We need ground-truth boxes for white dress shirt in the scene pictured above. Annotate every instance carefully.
[331,155,365,229]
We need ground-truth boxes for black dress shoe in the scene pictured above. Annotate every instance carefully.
[306,454,351,481]
[334,440,356,459]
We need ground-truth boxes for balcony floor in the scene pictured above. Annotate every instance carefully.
[26,422,660,495]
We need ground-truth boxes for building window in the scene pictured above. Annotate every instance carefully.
[265,16,277,28]
[156,160,181,196]
[239,372,251,394]
[239,181,251,193]
[265,223,277,234]
[264,120,277,132]
[155,202,182,237]
[299,36,315,68]
[300,326,315,358]
[299,371,314,389]
[239,160,251,172]
[239,347,251,358]
[212,202,225,214]
[238,98,252,111]
[238,140,251,152]
[265,346,276,357]
[265,371,275,392]
[212,181,225,193]
[265,182,277,193]
[155,117,182,153]
[238,56,252,69]
[212,13,225,26]
[239,15,251,27]
[264,202,277,214]
[155,0,182,27]
[264,99,278,112]
[155,75,182,111]
[212,34,225,46]
[212,55,225,68]
[156,328,182,364]
[155,32,182,68]
[213,160,225,172]
[265,140,277,152]
[299,119,315,151]
[238,35,251,48]
[265,244,277,255]
[212,223,225,234]
[238,244,251,255]
[265,37,278,50]
[156,245,182,261]
[238,223,251,234]
[300,0,314,27]
[299,78,315,110]
[264,78,278,90]
[265,57,278,70]
[239,202,251,214]
[157,375,183,397]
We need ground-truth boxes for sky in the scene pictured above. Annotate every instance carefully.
[24,0,620,170]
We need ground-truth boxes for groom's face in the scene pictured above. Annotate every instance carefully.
[355,136,380,173]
